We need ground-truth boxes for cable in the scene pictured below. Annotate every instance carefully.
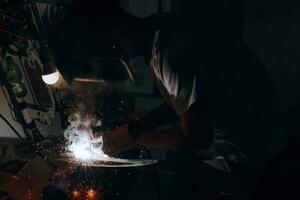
[0,114,26,142]
[0,10,26,25]
[1,85,12,107]
[0,114,57,170]
[1,85,17,121]
[0,27,30,41]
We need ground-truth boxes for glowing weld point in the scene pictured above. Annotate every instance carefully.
[66,131,109,162]
[72,146,92,160]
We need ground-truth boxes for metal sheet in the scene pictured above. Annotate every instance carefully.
[57,153,158,168]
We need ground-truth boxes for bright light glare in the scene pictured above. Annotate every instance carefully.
[66,130,109,162]
[67,132,95,161]
[42,71,60,85]
[72,145,93,160]
[64,114,109,163]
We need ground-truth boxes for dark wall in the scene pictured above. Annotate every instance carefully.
[171,0,245,36]
[172,0,300,111]
[244,0,300,110]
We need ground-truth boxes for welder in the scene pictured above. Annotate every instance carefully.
[48,0,286,198]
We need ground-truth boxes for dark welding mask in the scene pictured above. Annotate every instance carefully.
[47,33,136,85]
[46,1,136,85]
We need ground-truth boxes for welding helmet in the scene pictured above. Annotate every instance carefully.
[47,0,135,85]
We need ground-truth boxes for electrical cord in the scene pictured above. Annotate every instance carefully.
[0,114,57,170]
[0,114,25,141]
[1,86,10,106]
[1,85,17,121]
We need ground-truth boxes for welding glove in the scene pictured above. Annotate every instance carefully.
[98,123,139,157]
[95,111,151,157]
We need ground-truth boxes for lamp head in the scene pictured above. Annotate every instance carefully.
[40,45,61,85]
[42,70,60,85]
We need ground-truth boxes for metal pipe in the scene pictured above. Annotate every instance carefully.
[0,27,30,41]
[74,77,106,84]
[0,11,27,24]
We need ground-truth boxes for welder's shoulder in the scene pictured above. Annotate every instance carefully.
[157,36,210,79]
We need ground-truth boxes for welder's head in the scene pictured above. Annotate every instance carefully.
[47,0,138,84]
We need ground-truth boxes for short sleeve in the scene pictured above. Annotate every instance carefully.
[157,48,203,114]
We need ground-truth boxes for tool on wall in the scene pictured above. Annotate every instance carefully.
[0,0,57,142]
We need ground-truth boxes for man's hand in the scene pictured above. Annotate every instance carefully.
[94,124,139,157]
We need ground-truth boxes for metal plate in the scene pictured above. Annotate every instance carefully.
[57,153,158,168]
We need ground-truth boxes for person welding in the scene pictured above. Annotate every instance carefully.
[48,0,286,198]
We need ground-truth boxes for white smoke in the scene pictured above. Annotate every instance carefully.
[64,112,110,161]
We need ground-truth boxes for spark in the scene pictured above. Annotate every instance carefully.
[72,190,80,198]
[87,189,96,199]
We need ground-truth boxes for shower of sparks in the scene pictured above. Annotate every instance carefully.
[63,113,159,167]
